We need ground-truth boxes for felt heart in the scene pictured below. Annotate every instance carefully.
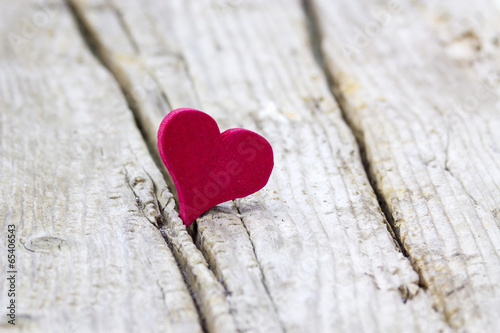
[157,108,274,226]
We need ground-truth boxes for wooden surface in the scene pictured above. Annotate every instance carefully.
[311,0,500,331]
[1,0,499,332]
[0,1,203,332]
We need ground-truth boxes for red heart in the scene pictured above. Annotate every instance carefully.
[157,108,274,226]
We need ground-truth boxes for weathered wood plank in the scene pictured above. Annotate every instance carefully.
[410,0,500,95]
[309,0,500,331]
[70,0,450,332]
[0,1,202,331]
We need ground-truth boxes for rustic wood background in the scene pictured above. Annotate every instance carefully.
[1,0,500,332]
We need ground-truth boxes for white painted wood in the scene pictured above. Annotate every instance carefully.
[310,0,500,331]
[70,0,449,332]
[0,1,202,332]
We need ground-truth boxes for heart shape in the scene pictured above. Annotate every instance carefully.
[157,108,274,226]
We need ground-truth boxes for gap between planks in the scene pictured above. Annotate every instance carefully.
[66,3,212,332]
[67,0,173,190]
[301,0,429,292]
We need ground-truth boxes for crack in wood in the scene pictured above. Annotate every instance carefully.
[233,200,287,333]
[301,0,429,294]
[67,0,176,196]
[192,206,278,333]
[123,164,211,333]
[67,4,214,331]
[107,3,140,55]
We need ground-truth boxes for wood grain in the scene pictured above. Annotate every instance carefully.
[70,0,449,332]
[309,0,500,331]
[0,1,202,332]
